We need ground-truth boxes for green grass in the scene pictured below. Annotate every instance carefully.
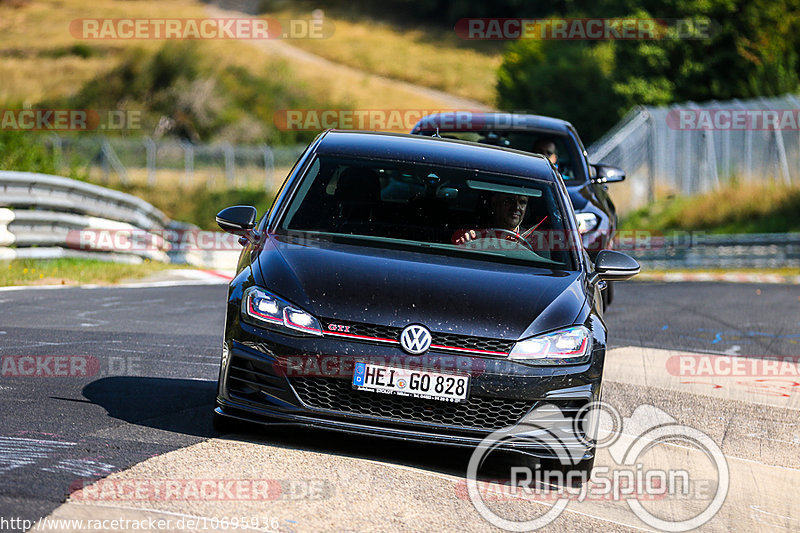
[1,0,491,135]
[638,267,800,275]
[620,183,800,234]
[267,10,502,106]
[0,258,177,286]
[113,183,278,230]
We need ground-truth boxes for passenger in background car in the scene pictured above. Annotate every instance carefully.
[532,139,558,168]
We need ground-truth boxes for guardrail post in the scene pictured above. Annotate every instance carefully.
[224,143,235,185]
[101,139,130,186]
[744,128,753,181]
[704,129,719,191]
[262,144,274,191]
[101,145,110,184]
[145,137,157,187]
[773,129,791,185]
[644,110,655,204]
[682,128,693,194]
[49,134,63,172]
[182,141,194,187]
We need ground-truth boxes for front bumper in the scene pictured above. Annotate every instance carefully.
[216,321,604,459]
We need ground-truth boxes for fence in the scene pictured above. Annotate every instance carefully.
[588,93,800,213]
[46,136,306,191]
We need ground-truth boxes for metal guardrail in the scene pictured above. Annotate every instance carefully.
[1,170,796,270]
[616,232,800,269]
[0,171,168,229]
[0,171,228,266]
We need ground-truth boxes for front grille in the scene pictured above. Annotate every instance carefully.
[290,376,533,430]
[322,320,514,355]
[432,332,513,353]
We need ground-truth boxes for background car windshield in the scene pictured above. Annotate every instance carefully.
[422,131,579,182]
[279,155,575,269]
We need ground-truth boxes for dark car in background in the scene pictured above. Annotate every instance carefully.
[213,130,639,472]
[411,112,626,305]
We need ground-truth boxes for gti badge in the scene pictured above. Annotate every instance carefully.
[400,324,432,354]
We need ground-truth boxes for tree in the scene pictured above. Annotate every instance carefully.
[496,0,800,142]
[497,40,627,142]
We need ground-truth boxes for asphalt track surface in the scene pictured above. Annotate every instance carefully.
[0,281,798,532]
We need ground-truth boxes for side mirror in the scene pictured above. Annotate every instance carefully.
[216,205,257,233]
[589,250,640,283]
[592,164,625,184]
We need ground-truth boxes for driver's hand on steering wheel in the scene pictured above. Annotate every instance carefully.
[453,229,479,245]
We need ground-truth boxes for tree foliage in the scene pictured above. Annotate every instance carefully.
[496,0,800,142]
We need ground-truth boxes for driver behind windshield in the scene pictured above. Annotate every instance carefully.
[453,192,529,245]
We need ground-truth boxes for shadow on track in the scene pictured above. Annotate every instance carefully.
[82,377,217,438]
[82,377,558,486]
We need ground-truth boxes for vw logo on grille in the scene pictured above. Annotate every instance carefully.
[400,324,432,354]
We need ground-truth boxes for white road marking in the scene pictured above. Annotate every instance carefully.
[0,437,76,474]
[41,459,117,477]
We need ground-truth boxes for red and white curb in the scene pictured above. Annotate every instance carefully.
[0,269,235,291]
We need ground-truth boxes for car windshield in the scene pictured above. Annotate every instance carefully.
[419,131,580,182]
[277,155,576,270]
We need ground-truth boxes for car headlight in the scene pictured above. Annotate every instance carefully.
[576,213,600,234]
[508,326,592,365]
[241,286,322,336]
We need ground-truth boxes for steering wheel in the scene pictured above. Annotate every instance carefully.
[491,228,536,252]
[460,228,536,253]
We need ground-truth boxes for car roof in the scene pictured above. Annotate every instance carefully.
[314,130,557,181]
[410,112,573,135]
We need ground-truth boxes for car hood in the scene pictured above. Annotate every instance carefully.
[255,235,586,340]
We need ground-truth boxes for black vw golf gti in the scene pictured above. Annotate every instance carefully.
[213,130,639,468]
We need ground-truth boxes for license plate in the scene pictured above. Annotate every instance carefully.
[352,362,469,403]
